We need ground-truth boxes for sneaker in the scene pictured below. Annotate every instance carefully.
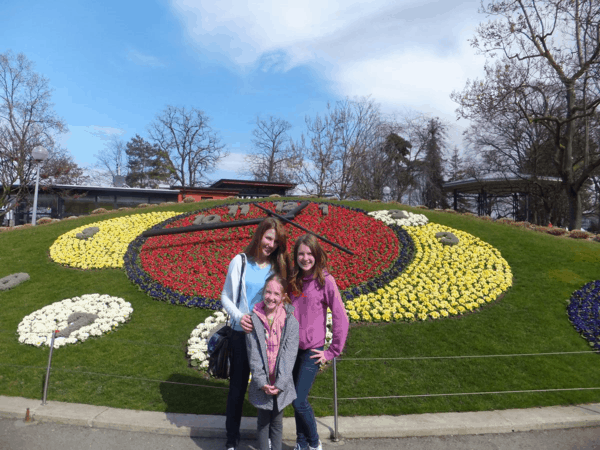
[309,440,322,450]
[294,444,308,450]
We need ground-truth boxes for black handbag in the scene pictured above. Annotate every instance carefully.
[207,254,246,379]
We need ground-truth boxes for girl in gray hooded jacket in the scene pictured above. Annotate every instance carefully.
[246,274,299,450]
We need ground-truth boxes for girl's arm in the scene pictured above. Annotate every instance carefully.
[323,275,349,361]
[221,255,245,325]
[274,316,299,393]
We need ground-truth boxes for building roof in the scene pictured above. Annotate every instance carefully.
[33,184,178,195]
[442,175,563,195]
[210,178,296,189]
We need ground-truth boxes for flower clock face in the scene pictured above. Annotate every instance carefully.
[124,202,411,310]
[17,294,133,348]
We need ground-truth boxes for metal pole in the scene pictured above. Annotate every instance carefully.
[32,161,41,226]
[332,357,339,441]
[42,330,57,405]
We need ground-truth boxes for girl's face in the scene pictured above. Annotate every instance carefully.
[297,243,315,275]
[260,229,278,259]
[263,279,284,314]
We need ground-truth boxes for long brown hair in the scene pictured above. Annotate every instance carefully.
[290,234,328,295]
[244,217,290,279]
[264,273,292,305]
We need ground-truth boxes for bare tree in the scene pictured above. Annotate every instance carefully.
[243,115,299,183]
[148,106,227,192]
[93,135,127,184]
[293,108,340,197]
[41,147,88,185]
[452,0,600,229]
[0,51,67,221]
[332,96,382,199]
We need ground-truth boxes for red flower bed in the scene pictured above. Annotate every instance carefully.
[138,202,399,301]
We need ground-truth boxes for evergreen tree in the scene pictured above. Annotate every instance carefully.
[421,118,448,209]
[125,135,170,188]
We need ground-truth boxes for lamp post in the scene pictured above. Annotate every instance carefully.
[31,145,49,226]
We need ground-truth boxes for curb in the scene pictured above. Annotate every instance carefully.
[2,396,600,440]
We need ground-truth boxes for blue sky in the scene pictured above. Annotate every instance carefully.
[3,0,486,184]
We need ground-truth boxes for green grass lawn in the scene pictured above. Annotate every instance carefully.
[1,199,600,417]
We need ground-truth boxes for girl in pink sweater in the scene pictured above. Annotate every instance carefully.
[289,234,349,450]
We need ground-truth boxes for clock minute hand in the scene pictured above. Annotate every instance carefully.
[253,203,354,256]
[141,201,310,238]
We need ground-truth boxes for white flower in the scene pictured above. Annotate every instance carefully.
[368,210,429,228]
[17,294,133,348]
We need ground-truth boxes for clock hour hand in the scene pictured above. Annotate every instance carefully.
[253,203,354,256]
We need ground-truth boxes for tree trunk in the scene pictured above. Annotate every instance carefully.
[566,186,582,230]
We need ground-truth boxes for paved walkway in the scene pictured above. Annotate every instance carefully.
[2,396,600,440]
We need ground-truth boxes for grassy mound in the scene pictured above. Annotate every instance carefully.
[1,199,599,417]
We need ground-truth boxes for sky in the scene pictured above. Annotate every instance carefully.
[3,0,488,185]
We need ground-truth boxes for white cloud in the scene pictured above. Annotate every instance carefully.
[216,151,247,172]
[85,126,126,140]
[126,49,165,68]
[170,0,486,123]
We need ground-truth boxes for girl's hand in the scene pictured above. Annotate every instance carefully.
[310,349,327,365]
[261,385,280,395]
[240,314,254,333]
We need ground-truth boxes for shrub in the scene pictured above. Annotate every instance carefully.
[496,217,514,224]
[512,221,535,229]
[463,212,477,217]
[136,203,150,208]
[372,199,382,203]
[159,202,177,206]
[480,216,493,221]
[269,194,281,198]
[91,208,109,215]
[443,209,458,214]
[416,205,428,209]
[546,227,567,236]
[183,197,196,203]
[568,230,592,239]
[36,217,54,225]
[118,207,133,211]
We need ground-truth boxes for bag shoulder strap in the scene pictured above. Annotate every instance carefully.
[236,253,246,309]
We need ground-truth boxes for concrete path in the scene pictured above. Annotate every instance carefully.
[2,396,600,440]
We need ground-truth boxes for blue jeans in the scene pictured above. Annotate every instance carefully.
[226,330,250,448]
[292,347,323,449]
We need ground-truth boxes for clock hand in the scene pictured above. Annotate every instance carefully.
[253,203,354,256]
[141,201,310,238]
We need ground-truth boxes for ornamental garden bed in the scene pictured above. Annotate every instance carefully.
[0,198,599,417]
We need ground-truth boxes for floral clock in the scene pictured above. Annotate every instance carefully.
[123,201,414,310]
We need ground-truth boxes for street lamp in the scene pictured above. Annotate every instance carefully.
[383,186,391,203]
[31,145,49,226]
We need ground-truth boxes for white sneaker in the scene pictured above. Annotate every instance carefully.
[309,441,322,450]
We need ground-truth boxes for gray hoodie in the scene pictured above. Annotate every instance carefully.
[246,303,299,410]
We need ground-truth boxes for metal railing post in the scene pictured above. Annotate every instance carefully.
[332,357,339,441]
[42,330,57,405]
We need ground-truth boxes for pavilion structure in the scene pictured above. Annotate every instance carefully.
[442,175,563,220]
